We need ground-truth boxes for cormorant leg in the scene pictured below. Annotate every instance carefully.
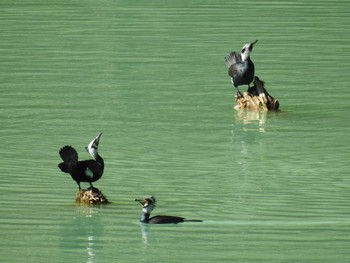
[88,182,97,192]
[235,87,243,98]
[231,78,243,98]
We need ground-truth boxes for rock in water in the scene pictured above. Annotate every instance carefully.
[235,76,279,111]
[75,188,109,205]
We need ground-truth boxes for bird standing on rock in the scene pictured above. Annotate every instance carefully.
[58,132,104,190]
[224,40,258,97]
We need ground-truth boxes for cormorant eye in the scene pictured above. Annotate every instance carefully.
[242,48,246,53]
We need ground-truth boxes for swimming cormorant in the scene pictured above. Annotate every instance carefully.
[135,196,202,224]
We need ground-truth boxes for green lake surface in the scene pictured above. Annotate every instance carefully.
[1,0,350,262]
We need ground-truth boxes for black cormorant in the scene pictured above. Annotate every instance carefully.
[58,132,104,190]
[135,196,202,224]
[224,40,258,96]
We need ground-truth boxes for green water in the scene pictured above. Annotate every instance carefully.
[1,0,350,262]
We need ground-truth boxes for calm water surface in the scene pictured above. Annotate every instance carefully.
[1,0,350,262]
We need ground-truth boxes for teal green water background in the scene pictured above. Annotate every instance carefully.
[1,1,350,262]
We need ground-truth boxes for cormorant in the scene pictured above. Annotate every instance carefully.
[135,196,202,224]
[58,132,104,190]
[224,40,258,96]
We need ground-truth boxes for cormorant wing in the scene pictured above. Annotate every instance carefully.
[228,62,245,78]
[58,162,69,173]
[149,215,185,224]
[58,146,78,172]
[224,51,246,79]
[224,51,241,67]
[59,146,78,162]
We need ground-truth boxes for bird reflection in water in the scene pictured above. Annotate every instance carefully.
[140,223,152,246]
[79,207,100,263]
[86,234,95,263]
[235,109,267,133]
[59,206,102,263]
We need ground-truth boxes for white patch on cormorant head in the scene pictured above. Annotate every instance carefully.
[240,43,252,62]
[240,40,257,62]
[142,196,156,213]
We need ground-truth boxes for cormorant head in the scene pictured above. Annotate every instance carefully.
[241,40,258,62]
[86,132,102,159]
[135,196,156,214]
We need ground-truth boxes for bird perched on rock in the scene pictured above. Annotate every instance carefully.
[58,132,104,190]
[224,40,258,97]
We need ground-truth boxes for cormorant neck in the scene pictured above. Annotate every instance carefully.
[93,153,104,166]
[140,212,150,223]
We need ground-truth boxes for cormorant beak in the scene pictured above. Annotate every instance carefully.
[248,40,258,51]
[94,132,103,146]
[135,196,156,207]
[135,199,147,206]
[91,132,103,148]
